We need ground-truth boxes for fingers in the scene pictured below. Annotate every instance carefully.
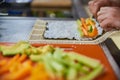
[88,0,111,18]
[96,7,112,31]
[88,0,108,18]
[99,19,113,31]
[97,7,107,16]
[88,0,100,18]
[97,15,106,23]
[97,7,108,23]
[96,7,120,31]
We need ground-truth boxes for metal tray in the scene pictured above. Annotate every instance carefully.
[0,42,119,80]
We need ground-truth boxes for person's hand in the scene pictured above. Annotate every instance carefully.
[97,7,120,31]
[88,0,111,18]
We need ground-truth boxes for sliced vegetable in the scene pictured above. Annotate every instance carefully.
[0,42,104,80]
[67,67,77,80]
[0,54,20,75]
[79,65,103,80]
[30,46,104,80]
[1,41,30,56]
[77,18,98,38]
[68,52,100,68]
[77,19,84,37]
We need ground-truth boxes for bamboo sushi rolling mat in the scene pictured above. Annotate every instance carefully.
[29,19,120,44]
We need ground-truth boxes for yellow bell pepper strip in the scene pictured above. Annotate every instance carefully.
[28,63,50,80]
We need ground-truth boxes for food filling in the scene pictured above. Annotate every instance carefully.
[77,18,103,38]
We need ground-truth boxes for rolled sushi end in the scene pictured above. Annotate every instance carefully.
[77,18,103,38]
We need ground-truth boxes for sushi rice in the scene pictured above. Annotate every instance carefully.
[44,19,103,40]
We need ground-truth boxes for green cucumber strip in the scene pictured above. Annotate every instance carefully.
[76,19,84,37]
[88,26,93,33]
[42,56,56,77]
[41,45,54,54]
[50,58,65,73]
[23,49,31,55]
[67,67,77,80]
[31,47,38,54]
[30,54,43,61]
[2,43,30,56]
[53,54,69,66]
[53,49,89,74]
[79,65,103,80]
[68,52,100,68]
[46,53,66,77]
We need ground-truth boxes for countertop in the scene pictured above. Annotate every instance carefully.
[0,17,76,42]
[0,17,120,79]
[0,17,35,42]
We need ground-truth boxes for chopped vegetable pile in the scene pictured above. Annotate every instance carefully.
[77,18,99,38]
[0,41,104,80]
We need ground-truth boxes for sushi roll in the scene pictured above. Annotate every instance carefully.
[77,18,103,39]
[43,18,103,40]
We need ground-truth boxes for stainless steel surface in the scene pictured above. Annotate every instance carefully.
[0,17,75,42]
[5,0,32,3]
[100,43,120,80]
[0,17,35,42]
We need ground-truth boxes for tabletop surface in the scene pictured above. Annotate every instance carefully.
[0,17,120,79]
[0,17,76,42]
[0,17,36,42]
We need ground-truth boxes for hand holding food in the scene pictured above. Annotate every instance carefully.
[97,7,120,31]
[88,0,111,18]
[88,0,120,18]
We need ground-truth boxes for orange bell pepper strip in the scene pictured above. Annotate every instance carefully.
[3,60,32,80]
[0,54,20,74]
[88,27,98,38]
[17,54,27,62]
[81,27,88,37]
[0,60,7,67]
[81,18,88,30]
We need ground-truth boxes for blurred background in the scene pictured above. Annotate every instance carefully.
[0,0,90,19]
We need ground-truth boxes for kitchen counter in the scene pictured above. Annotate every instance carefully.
[0,17,35,42]
[0,17,76,42]
[0,17,120,79]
